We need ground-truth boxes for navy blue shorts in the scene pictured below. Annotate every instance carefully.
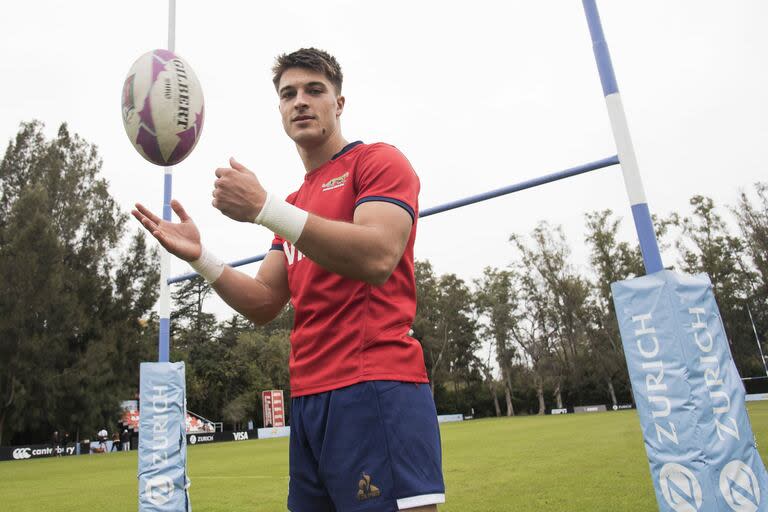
[288,380,445,511]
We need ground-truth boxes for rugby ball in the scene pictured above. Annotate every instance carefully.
[121,49,204,166]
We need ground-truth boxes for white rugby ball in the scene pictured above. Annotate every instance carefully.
[121,49,204,166]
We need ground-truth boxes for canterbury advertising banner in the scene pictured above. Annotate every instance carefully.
[138,362,191,511]
[612,270,768,511]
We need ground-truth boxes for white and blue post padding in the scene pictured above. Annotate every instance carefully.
[139,1,192,511]
[584,2,768,511]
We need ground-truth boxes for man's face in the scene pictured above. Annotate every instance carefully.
[277,68,344,147]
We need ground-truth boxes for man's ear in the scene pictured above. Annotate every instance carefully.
[336,95,345,117]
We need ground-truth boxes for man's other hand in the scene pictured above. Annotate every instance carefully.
[132,200,202,262]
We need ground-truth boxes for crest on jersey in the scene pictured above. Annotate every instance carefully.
[321,171,349,192]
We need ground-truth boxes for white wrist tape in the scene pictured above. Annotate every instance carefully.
[190,246,225,284]
[254,192,308,244]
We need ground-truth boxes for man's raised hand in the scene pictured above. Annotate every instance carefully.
[132,200,202,262]
[212,157,268,222]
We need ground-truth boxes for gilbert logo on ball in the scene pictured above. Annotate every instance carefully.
[122,49,204,166]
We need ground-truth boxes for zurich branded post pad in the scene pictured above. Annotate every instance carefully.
[612,270,767,511]
[139,362,191,511]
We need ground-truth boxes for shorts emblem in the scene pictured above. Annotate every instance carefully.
[357,472,381,501]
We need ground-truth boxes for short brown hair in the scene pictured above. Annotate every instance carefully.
[272,48,343,94]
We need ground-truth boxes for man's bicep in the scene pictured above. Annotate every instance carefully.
[256,248,290,308]
[354,201,413,253]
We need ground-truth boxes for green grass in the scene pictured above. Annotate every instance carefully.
[1,402,767,511]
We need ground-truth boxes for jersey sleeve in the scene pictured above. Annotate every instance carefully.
[354,143,419,221]
[270,234,284,252]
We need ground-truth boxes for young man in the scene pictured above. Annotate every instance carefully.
[133,48,445,512]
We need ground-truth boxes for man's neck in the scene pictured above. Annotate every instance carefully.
[297,134,349,173]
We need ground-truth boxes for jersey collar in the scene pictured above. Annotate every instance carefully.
[332,140,363,160]
[305,140,364,180]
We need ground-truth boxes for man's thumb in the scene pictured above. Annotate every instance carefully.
[229,157,247,172]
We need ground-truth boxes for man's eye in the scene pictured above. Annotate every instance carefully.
[281,91,295,99]
[309,89,323,95]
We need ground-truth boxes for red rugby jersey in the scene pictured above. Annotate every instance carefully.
[271,141,428,396]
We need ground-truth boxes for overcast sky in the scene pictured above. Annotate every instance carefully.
[2,1,766,322]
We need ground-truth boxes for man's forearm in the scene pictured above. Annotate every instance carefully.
[211,266,287,325]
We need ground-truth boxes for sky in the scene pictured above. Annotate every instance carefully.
[1,0,766,323]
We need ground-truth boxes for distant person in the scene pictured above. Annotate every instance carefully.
[111,431,120,452]
[51,430,61,457]
[121,429,131,451]
[61,431,70,456]
[97,428,108,453]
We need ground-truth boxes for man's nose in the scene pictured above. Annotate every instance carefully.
[294,90,310,108]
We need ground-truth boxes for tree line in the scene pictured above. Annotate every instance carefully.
[1,122,766,445]
[421,190,768,417]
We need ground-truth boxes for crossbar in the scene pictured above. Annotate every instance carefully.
[168,155,619,284]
